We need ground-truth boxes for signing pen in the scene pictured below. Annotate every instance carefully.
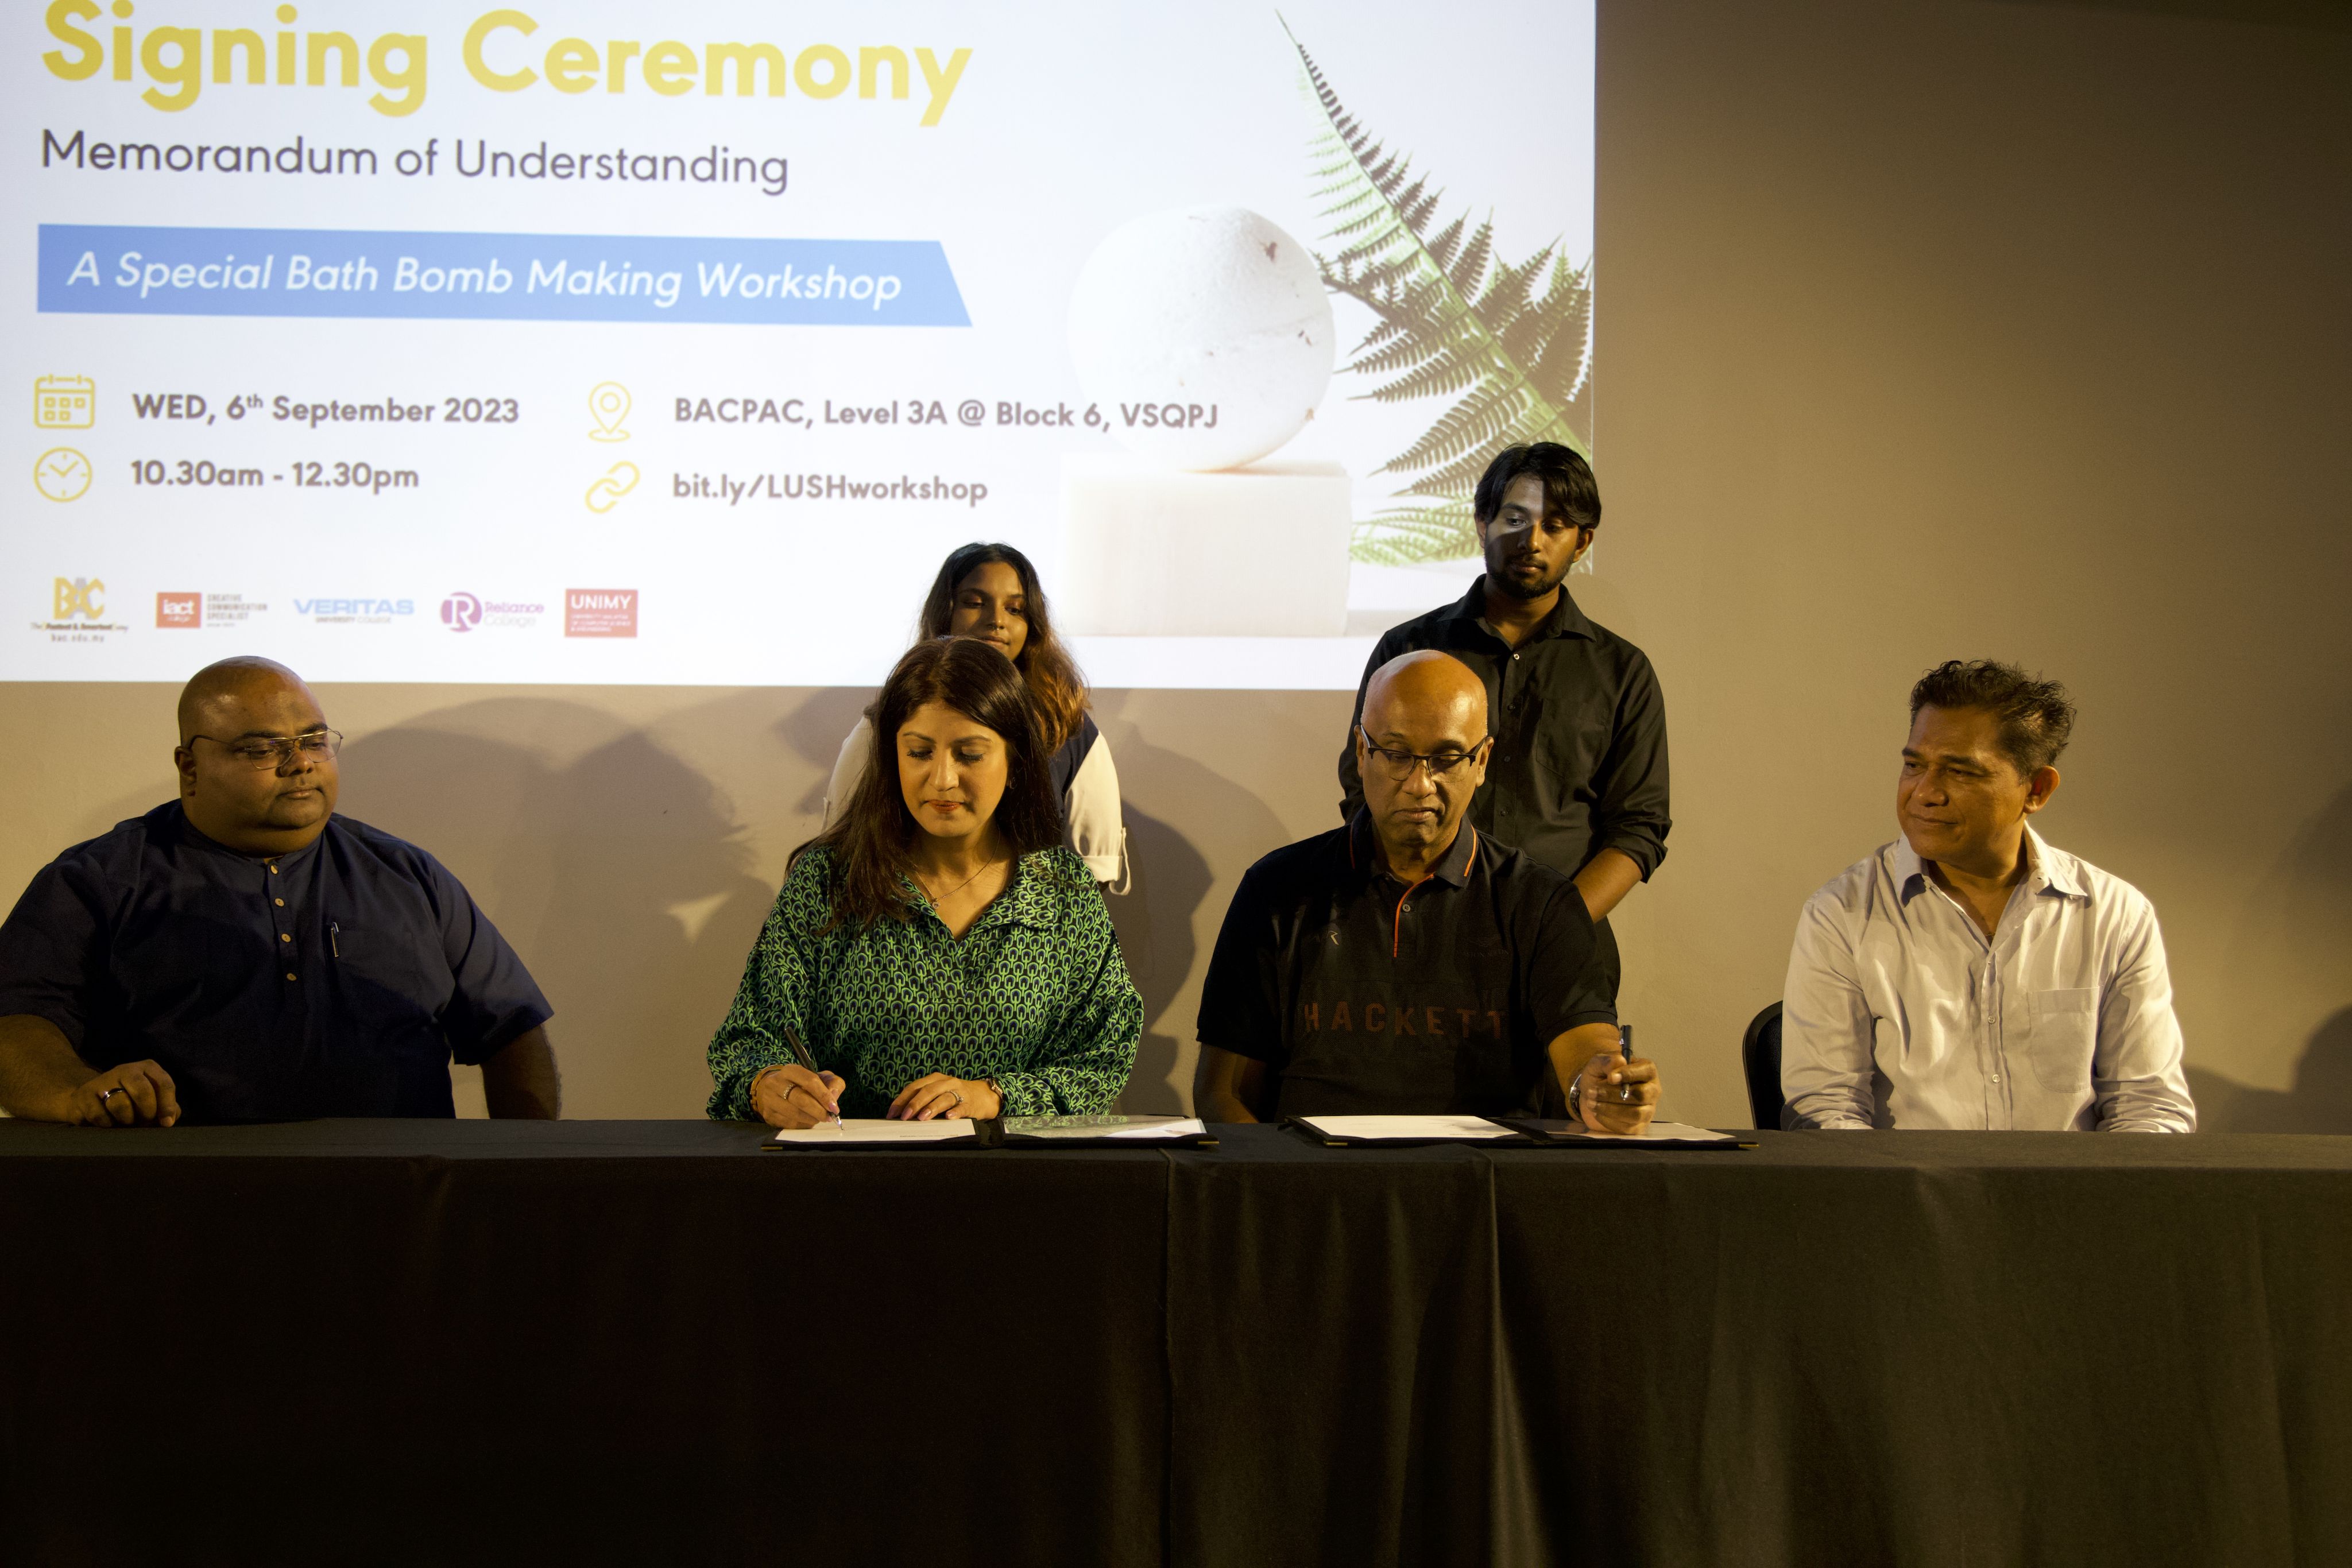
[1618,1023,1633,1101]
[780,1023,842,1132]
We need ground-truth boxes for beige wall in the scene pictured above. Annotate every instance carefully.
[5,0,2347,1128]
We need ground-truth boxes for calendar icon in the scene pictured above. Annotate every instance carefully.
[35,375,95,429]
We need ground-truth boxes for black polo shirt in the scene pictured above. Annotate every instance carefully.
[1196,815,1597,1116]
[1339,579,1671,884]
[0,802,551,1122]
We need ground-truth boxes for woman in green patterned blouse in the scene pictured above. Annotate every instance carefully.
[707,636,1143,1126]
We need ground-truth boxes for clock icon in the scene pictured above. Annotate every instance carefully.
[34,447,92,502]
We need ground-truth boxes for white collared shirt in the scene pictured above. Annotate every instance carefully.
[1780,828,2195,1132]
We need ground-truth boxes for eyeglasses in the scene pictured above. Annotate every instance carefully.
[190,730,344,770]
[1356,726,1490,783]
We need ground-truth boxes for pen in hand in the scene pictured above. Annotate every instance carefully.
[780,1024,843,1133]
[1618,1023,1634,1102]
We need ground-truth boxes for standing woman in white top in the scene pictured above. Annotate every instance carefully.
[825,542,1128,888]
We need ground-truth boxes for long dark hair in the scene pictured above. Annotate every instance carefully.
[916,542,1089,754]
[800,637,1063,932]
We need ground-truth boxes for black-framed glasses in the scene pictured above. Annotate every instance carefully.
[1356,726,1490,783]
[190,730,344,770]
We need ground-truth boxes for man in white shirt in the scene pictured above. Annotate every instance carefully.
[1780,660,2195,1132]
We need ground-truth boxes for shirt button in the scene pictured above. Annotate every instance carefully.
[268,866,278,876]
[1401,903,1411,912]
[274,898,284,907]
[285,971,297,981]
[280,932,292,943]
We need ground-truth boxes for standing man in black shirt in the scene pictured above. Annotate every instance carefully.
[1339,443,1669,1034]
[0,656,559,1126]
[1197,651,1661,1124]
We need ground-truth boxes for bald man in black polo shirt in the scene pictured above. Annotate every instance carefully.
[1196,652,1661,1128]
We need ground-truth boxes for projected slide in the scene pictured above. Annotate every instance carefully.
[8,1,1593,687]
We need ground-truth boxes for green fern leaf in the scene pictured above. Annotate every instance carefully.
[1287,22,1593,564]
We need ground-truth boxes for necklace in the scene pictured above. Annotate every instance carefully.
[916,855,1004,907]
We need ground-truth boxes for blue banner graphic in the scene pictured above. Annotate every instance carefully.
[36,224,969,327]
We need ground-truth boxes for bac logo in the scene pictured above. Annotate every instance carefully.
[54,576,105,620]
[157,592,201,628]
[441,592,483,632]
[565,589,637,638]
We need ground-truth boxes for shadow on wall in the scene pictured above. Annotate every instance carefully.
[2202,779,2352,1129]
[338,701,779,1119]
[1094,702,1297,1114]
[2188,1010,2352,1134]
[773,686,873,817]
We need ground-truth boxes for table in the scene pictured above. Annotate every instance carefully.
[2,1121,2347,1567]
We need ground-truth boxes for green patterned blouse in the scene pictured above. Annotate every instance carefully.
[706,843,1143,1120]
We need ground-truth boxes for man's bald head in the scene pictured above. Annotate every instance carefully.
[177,657,312,745]
[173,657,338,853]
[1361,651,1489,746]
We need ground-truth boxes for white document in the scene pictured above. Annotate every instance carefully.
[769,1118,976,1145]
[1005,1114,1209,1141]
[1293,1114,1519,1141]
[1557,1120,1740,1144]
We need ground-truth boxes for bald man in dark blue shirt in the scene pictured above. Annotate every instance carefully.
[0,657,557,1126]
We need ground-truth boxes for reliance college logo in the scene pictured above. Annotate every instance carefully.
[566,589,637,637]
[441,591,546,632]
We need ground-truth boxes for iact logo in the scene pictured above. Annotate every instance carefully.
[441,592,483,632]
[157,591,200,628]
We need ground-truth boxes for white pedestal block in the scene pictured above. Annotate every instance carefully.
[1059,455,1352,637]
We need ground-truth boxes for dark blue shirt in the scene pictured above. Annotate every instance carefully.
[0,803,551,1121]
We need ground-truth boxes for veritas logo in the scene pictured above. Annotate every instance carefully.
[442,593,483,632]
[157,591,200,628]
[566,589,637,637]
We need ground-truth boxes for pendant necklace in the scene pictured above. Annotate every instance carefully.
[919,856,1000,907]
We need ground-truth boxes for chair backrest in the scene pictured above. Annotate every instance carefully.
[1741,1002,1785,1131]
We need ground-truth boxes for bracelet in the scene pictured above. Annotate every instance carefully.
[746,1064,783,1116]
[984,1077,1006,1118]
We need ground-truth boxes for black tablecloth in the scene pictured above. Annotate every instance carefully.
[2,1121,2347,1567]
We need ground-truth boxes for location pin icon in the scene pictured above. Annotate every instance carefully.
[588,382,632,442]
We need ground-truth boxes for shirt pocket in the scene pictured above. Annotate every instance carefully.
[2024,988,2097,1093]
[327,924,448,1020]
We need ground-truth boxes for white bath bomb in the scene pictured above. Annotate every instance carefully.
[1068,205,1336,472]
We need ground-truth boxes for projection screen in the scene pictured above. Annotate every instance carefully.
[11,0,1594,688]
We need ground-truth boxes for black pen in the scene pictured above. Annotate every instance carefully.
[780,1024,842,1132]
[1618,1023,1633,1102]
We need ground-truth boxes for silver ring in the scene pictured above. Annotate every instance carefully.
[98,1086,123,1105]
[950,1090,964,1108]
[1619,1085,1631,1101]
